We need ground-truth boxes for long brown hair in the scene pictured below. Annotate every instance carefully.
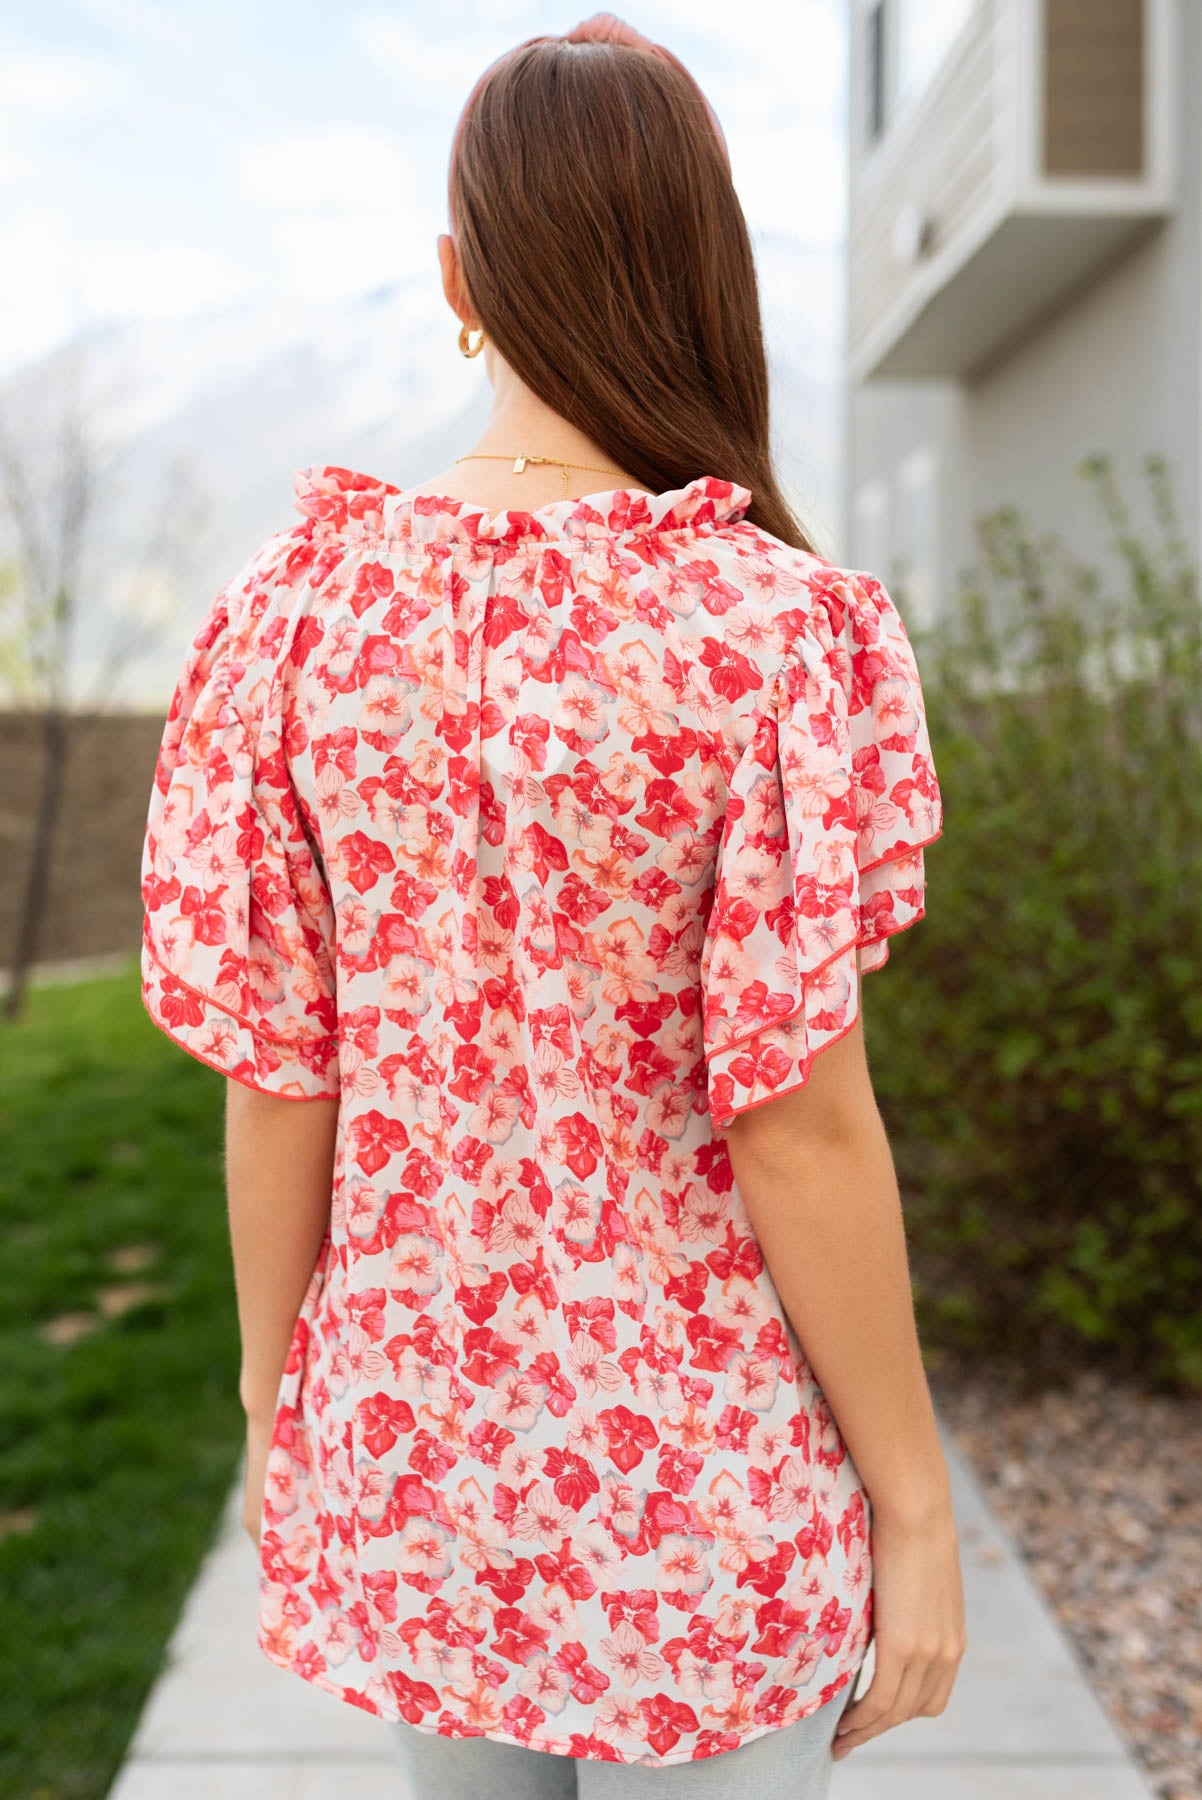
[448,14,816,553]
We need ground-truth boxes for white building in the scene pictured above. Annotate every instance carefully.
[843,0,1192,625]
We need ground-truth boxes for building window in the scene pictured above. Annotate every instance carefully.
[867,1,888,142]
[893,448,941,629]
[896,0,977,109]
[853,479,892,584]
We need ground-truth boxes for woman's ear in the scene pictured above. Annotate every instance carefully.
[437,232,471,326]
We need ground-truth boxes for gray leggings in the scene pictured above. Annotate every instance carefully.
[389,1693,850,1799]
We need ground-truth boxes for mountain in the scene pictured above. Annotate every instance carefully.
[0,237,843,709]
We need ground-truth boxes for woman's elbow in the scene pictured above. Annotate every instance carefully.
[722,1017,883,1168]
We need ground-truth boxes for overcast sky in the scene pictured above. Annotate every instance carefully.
[0,0,848,375]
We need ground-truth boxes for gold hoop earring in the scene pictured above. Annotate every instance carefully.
[458,323,485,358]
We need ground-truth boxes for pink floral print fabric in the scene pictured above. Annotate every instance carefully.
[140,467,942,1766]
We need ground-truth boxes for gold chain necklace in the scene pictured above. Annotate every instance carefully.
[455,452,630,500]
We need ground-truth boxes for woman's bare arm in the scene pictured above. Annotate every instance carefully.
[725,1008,946,1522]
[224,1083,339,1422]
[723,987,965,1757]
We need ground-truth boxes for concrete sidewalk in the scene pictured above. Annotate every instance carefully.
[108,1435,1153,1800]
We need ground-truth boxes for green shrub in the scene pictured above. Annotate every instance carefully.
[873,456,1202,1389]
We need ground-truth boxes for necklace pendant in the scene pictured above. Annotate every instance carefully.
[513,455,527,474]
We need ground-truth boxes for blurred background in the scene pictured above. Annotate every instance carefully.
[0,3,1198,1798]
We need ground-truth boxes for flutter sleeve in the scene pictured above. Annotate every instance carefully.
[140,538,340,1099]
[700,568,942,1127]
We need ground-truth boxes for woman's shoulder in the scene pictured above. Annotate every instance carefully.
[290,463,402,539]
[172,507,334,726]
[683,514,919,702]
[201,462,913,699]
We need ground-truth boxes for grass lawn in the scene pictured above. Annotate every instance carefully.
[0,960,246,1800]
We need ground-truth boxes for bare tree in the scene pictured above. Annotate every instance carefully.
[0,350,208,1018]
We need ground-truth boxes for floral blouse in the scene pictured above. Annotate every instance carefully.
[140,466,942,1766]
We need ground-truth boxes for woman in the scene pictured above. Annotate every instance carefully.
[140,13,964,1796]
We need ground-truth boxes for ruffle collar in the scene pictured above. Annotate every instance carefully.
[292,464,753,546]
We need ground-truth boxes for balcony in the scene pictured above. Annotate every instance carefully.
[848,0,1176,382]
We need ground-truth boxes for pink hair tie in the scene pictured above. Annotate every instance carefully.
[447,11,730,219]
[561,12,730,165]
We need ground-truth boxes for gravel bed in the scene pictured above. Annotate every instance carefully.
[934,1369,1202,1800]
